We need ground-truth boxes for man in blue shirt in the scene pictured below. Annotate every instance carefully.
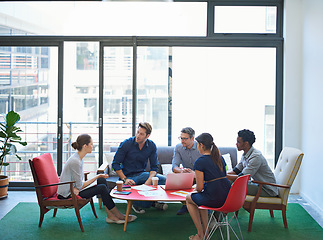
[112,122,167,214]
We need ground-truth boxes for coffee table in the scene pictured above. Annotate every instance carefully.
[110,185,195,231]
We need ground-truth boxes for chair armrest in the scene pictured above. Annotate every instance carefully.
[84,171,90,181]
[249,180,290,204]
[36,181,75,189]
[37,181,80,201]
[97,162,109,174]
[252,180,290,189]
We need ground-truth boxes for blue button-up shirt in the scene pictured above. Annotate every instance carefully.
[112,136,159,176]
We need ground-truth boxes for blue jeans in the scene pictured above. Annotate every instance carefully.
[127,172,166,208]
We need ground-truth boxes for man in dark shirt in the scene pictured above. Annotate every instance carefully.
[112,122,167,214]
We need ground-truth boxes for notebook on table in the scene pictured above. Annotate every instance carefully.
[162,172,195,190]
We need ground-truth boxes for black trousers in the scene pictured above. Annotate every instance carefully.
[58,177,115,210]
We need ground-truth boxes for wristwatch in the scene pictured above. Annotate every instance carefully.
[122,177,127,183]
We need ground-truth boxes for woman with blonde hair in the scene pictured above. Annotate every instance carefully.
[57,134,136,224]
[186,133,231,240]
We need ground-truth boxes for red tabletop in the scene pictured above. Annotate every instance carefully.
[110,185,195,231]
[111,185,195,202]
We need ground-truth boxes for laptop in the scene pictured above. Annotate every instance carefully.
[162,172,195,190]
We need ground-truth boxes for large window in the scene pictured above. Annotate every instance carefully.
[214,6,277,34]
[63,42,99,178]
[172,47,276,168]
[0,2,207,37]
[0,46,58,182]
[103,46,133,150]
[0,0,283,186]
[137,47,169,145]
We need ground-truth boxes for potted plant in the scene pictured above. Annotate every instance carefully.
[0,110,27,199]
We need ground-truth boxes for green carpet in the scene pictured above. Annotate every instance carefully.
[1,203,322,240]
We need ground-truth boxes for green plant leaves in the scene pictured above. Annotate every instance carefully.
[5,111,20,127]
[0,110,27,174]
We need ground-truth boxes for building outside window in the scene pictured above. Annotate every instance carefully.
[0,44,57,181]
[0,1,281,183]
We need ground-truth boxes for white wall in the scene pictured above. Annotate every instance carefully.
[284,0,323,214]
[300,0,323,213]
[283,0,303,193]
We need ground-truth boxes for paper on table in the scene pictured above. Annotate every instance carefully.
[138,190,164,197]
[131,184,156,191]
[170,190,190,197]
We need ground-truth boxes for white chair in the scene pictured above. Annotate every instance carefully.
[243,147,304,232]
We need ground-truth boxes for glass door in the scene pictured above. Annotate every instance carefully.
[137,47,169,145]
[102,46,170,150]
[63,42,99,178]
[103,46,133,151]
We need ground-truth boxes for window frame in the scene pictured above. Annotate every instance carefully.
[0,39,63,189]
[207,0,283,38]
[0,0,283,189]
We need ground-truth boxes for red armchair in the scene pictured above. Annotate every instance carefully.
[29,153,97,232]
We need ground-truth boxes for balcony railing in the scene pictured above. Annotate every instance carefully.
[1,121,132,182]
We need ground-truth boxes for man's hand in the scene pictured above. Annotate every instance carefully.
[174,167,193,173]
[145,171,157,185]
[144,178,153,185]
[226,174,238,182]
[125,178,136,185]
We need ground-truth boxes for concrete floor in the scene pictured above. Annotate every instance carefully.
[0,191,322,228]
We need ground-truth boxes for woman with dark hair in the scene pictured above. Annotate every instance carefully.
[57,134,137,224]
[186,133,231,240]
